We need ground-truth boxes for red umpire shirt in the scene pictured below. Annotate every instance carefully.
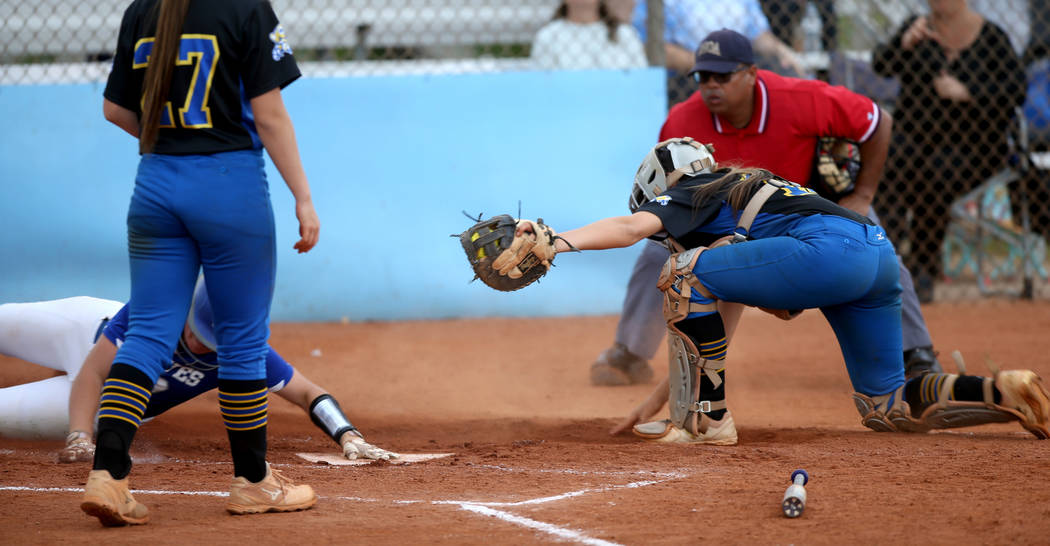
[659,69,882,185]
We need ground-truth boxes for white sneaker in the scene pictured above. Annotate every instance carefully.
[632,413,738,445]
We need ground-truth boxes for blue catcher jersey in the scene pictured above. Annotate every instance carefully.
[101,305,294,418]
[639,172,874,249]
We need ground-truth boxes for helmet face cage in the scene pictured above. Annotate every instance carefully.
[629,148,667,213]
[628,138,716,213]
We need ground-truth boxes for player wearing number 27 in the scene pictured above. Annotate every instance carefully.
[89,0,320,526]
[486,139,1050,445]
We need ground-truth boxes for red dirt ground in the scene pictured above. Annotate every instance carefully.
[2,301,1050,544]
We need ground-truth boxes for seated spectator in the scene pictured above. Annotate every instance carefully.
[872,0,1026,302]
[531,0,648,70]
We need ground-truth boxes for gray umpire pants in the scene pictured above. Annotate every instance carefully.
[614,208,934,359]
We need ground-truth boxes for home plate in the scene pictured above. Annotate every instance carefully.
[296,452,454,466]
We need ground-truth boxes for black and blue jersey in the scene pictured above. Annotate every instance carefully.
[101,304,294,419]
[638,172,874,250]
[104,0,301,155]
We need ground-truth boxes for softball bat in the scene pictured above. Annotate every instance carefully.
[782,469,809,518]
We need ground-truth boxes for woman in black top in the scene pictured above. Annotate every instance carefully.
[872,0,1025,298]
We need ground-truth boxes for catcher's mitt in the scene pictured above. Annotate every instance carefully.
[808,137,860,201]
[457,214,559,292]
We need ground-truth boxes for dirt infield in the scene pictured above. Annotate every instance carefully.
[2,301,1049,544]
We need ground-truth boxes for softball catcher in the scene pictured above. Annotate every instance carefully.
[460,138,1050,444]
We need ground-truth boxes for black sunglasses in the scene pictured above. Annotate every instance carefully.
[692,66,748,84]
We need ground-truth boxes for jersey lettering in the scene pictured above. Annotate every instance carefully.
[132,35,220,129]
[170,365,205,387]
[774,180,817,197]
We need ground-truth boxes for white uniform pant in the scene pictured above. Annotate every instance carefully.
[0,297,122,439]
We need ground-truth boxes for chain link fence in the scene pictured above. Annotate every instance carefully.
[1,0,1047,300]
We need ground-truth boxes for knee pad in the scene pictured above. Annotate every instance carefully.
[658,247,716,324]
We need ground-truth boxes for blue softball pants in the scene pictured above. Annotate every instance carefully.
[114,150,276,383]
[690,214,905,396]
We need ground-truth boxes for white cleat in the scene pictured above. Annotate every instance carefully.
[632,413,738,445]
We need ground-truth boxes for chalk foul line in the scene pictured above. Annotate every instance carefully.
[0,485,227,497]
[3,468,687,546]
[457,503,621,546]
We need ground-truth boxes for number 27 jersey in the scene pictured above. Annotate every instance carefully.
[104,0,301,155]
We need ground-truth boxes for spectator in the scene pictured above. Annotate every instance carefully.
[872,0,1026,301]
[760,0,838,53]
[631,0,804,104]
[531,0,648,70]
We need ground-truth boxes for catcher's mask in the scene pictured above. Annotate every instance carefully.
[629,137,717,213]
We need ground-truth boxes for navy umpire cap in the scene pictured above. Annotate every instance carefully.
[690,28,754,74]
[188,275,218,351]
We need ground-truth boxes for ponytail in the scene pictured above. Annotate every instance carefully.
[691,167,777,213]
[139,0,193,154]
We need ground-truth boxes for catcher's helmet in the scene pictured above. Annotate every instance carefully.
[629,137,716,213]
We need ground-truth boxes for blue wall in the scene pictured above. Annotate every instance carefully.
[0,69,667,320]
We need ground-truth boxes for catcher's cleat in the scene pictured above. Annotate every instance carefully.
[632,413,737,445]
[903,346,943,380]
[853,369,1050,438]
[995,370,1050,439]
[80,470,149,526]
[226,463,318,515]
[590,343,654,386]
